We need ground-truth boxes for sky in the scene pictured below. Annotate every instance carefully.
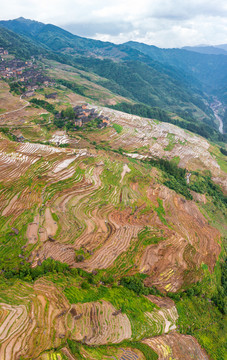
[1,0,227,47]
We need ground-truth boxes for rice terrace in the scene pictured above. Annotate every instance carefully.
[0,14,226,360]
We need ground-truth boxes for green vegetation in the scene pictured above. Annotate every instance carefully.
[164,133,176,151]
[153,198,168,225]
[145,157,193,200]
[61,106,75,119]
[109,102,171,123]
[223,109,227,133]
[212,257,227,314]
[0,18,227,360]
[177,296,226,360]
[120,274,162,297]
[138,226,164,246]
[220,147,227,156]
[9,81,26,95]
[1,17,227,144]
[144,157,227,206]
[0,127,17,141]
[64,283,158,338]
[3,258,70,281]
[113,123,123,133]
[55,78,86,96]
[68,340,158,360]
[29,98,57,114]
[0,26,47,58]
[167,254,227,360]
[189,172,227,208]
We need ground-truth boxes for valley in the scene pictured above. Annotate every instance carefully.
[210,98,224,134]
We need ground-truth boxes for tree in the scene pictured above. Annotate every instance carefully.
[62,107,75,120]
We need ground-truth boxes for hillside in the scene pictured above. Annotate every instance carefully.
[0,26,47,58]
[0,18,226,360]
[1,17,226,139]
[0,69,226,359]
[125,41,227,103]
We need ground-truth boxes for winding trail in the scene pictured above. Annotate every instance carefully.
[0,95,29,117]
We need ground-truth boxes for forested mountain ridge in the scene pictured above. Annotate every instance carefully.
[125,41,227,103]
[0,25,48,58]
[1,18,225,140]
[183,45,227,55]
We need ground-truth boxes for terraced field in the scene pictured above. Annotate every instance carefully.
[0,276,179,359]
[143,332,210,360]
[85,106,227,192]
[0,90,226,359]
[0,132,222,290]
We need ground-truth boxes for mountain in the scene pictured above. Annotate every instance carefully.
[0,18,219,133]
[0,26,47,58]
[0,17,131,57]
[216,44,227,51]
[182,45,227,56]
[0,17,226,360]
[124,41,227,96]
[1,18,227,141]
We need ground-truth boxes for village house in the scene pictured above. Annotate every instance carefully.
[16,134,25,142]
[72,104,110,128]
[0,56,53,91]
[12,130,25,142]
[102,118,110,126]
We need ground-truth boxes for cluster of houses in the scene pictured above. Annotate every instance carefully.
[54,103,110,129]
[73,104,110,129]
[0,51,53,97]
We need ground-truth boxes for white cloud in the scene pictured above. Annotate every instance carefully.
[1,0,227,47]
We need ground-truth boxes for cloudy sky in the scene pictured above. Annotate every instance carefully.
[1,0,227,47]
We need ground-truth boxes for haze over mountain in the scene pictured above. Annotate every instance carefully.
[1,0,227,47]
[182,45,227,56]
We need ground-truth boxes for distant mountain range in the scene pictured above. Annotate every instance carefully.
[182,45,227,56]
[0,17,227,137]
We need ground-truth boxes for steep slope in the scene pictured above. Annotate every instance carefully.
[0,26,47,58]
[0,25,226,360]
[0,17,219,130]
[0,17,130,57]
[125,41,227,99]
